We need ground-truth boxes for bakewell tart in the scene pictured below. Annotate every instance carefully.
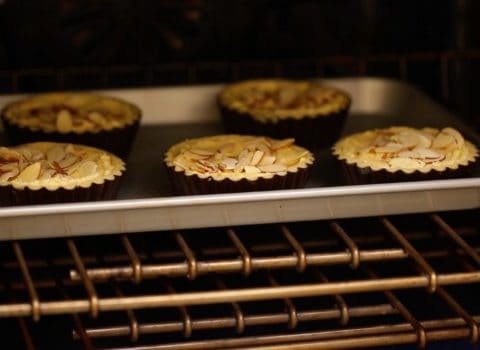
[218,79,350,149]
[1,93,141,157]
[164,135,315,194]
[0,142,125,205]
[332,126,479,184]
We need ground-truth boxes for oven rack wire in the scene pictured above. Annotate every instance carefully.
[0,210,479,349]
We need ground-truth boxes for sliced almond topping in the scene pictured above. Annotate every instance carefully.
[374,143,404,153]
[236,150,253,169]
[220,157,238,170]
[259,155,276,166]
[70,160,97,178]
[250,150,264,166]
[271,138,295,150]
[190,148,215,156]
[39,168,56,180]
[244,165,261,174]
[47,146,66,163]
[399,148,444,161]
[183,150,210,160]
[0,162,18,172]
[56,109,73,133]
[219,143,237,157]
[17,162,41,182]
[432,132,455,149]
[442,127,464,147]
[258,164,288,173]
[58,154,80,169]
[87,111,107,126]
[173,156,191,170]
[0,171,17,182]
[394,133,420,148]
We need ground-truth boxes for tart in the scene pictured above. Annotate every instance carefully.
[0,142,125,205]
[218,79,350,149]
[1,92,141,158]
[164,135,314,194]
[332,126,479,184]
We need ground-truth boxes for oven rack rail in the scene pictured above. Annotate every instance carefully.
[1,211,479,322]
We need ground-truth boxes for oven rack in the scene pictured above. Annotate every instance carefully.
[0,210,479,350]
[1,211,479,320]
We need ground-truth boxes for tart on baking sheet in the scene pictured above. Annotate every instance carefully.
[0,142,125,205]
[218,79,350,149]
[164,134,314,194]
[1,93,141,158]
[332,126,479,184]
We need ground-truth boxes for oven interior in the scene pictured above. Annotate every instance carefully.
[1,1,480,349]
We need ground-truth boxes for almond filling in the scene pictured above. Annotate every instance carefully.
[333,126,479,173]
[220,80,349,121]
[3,93,140,134]
[0,142,125,190]
[165,135,314,181]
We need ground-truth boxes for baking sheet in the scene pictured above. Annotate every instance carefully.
[0,78,478,240]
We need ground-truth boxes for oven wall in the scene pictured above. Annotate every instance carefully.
[0,0,479,130]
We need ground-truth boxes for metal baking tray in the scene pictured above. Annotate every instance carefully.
[0,78,478,240]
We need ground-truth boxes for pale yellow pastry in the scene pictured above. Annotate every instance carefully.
[332,126,479,183]
[164,135,314,194]
[1,93,141,157]
[219,79,349,122]
[0,142,125,205]
[218,79,350,148]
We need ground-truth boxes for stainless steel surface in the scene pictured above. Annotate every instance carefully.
[0,78,479,240]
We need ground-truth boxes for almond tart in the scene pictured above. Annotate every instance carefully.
[332,126,479,184]
[218,79,350,149]
[164,135,315,194]
[0,142,125,205]
[1,93,141,158]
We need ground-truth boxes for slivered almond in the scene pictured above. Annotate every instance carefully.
[394,133,420,148]
[271,138,295,150]
[244,165,261,174]
[47,146,66,163]
[17,162,41,182]
[0,163,18,172]
[259,155,276,166]
[39,168,56,180]
[416,133,433,148]
[374,143,404,153]
[70,160,97,178]
[0,171,16,182]
[173,157,190,170]
[183,150,210,160]
[220,157,238,170]
[87,111,107,126]
[399,148,444,160]
[58,154,79,168]
[258,164,287,172]
[56,109,73,133]
[432,132,455,149]
[236,150,253,168]
[190,148,215,156]
[442,127,464,147]
[250,150,264,166]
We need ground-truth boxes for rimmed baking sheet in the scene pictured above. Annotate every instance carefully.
[0,78,478,240]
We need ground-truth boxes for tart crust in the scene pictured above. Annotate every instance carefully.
[1,93,141,157]
[164,135,314,194]
[332,126,479,184]
[0,142,125,205]
[218,79,350,148]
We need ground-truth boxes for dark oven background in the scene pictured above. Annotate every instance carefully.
[0,0,479,131]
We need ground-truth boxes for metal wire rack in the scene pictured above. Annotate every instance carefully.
[0,209,479,349]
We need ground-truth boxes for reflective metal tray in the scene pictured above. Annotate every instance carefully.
[0,78,478,240]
